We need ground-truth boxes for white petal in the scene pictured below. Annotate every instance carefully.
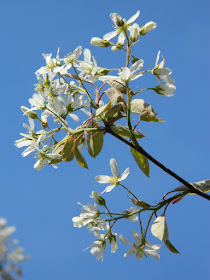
[34,157,48,170]
[104,184,116,193]
[132,230,142,246]
[144,249,160,260]
[111,239,118,253]
[119,234,132,245]
[103,31,118,41]
[83,48,92,64]
[124,246,135,257]
[130,59,144,74]
[127,10,140,24]
[69,113,80,122]
[119,167,130,181]
[110,158,118,177]
[120,67,130,82]
[95,175,111,184]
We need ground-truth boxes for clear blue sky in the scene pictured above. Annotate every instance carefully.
[1,0,210,279]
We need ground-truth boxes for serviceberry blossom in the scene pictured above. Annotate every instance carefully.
[95,158,130,193]
[72,203,100,228]
[0,218,28,279]
[123,207,138,222]
[100,59,144,84]
[153,51,175,84]
[119,230,161,260]
[84,229,118,261]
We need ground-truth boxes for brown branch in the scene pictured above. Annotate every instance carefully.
[105,124,210,201]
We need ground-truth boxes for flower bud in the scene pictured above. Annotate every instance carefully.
[139,21,157,35]
[90,37,111,47]
[91,191,106,206]
[130,23,140,42]
[98,68,109,76]
[111,13,125,27]
[21,106,38,119]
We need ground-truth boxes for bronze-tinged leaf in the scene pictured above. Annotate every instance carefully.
[95,101,111,117]
[164,240,180,254]
[140,103,164,122]
[130,99,145,114]
[111,125,145,139]
[108,80,134,95]
[86,129,103,158]
[151,215,169,241]
[131,199,151,208]
[129,147,150,177]
[106,87,127,106]
[75,146,88,169]
[62,136,75,162]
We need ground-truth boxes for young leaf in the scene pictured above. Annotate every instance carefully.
[112,125,145,139]
[106,87,127,106]
[130,99,145,114]
[151,215,169,241]
[75,146,88,169]
[164,240,180,254]
[129,147,150,177]
[140,103,164,122]
[108,80,134,95]
[62,136,75,162]
[95,101,111,117]
[86,129,103,158]
[173,179,210,194]
[131,199,151,208]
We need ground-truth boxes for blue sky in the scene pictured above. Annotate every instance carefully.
[1,0,210,279]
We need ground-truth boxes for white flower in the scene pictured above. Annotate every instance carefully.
[62,46,82,66]
[72,203,100,228]
[90,37,111,47]
[139,21,157,35]
[35,48,60,77]
[129,23,140,42]
[119,230,161,260]
[91,191,106,206]
[29,92,46,111]
[15,118,44,157]
[95,158,130,193]
[93,11,140,50]
[123,207,138,222]
[84,230,118,261]
[153,80,176,97]
[99,59,144,84]
[152,51,175,84]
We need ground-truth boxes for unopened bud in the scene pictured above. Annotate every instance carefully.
[130,23,140,42]
[139,21,157,36]
[111,13,125,27]
[91,191,106,206]
[21,106,38,119]
[98,68,109,75]
[91,37,111,47]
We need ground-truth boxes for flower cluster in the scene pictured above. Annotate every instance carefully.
[15,10,175,172]
[0,218,29,280]
[72,159,162,261]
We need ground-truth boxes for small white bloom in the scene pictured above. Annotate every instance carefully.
[95,158,130,193]
[29,92,46,111]
[139,21,157,35]
[99,59,144,84]
[153,80,176,97]
[119,230,161,260]
[152,51,175,84]
[72,203,100,228]
[123,207,138,222]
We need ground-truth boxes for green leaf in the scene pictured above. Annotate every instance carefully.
[112,125,145,139]
[129,147,150,177]
[131,199,151,208]
[173,179,210,194]
[62,136,75,162]
[86,128,103,158]
[140,103,164,122]
[95,101,111,117]
[164,240,180,254]
[108,80,134,95]
[106,87,127,106]
[75,146,88,169]
[151,215,169,241]
[130,99,145,114]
